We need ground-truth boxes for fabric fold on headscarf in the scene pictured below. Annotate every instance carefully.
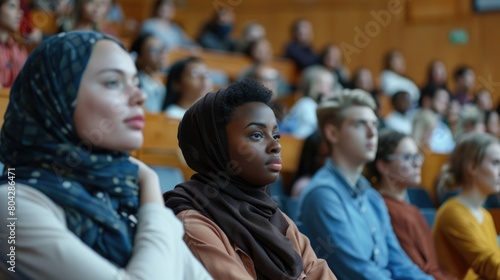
[164,90,304,280]
[0,31,139,267]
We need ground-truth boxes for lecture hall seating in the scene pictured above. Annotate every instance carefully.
[165,48,298,84]
[135,113,195,181]
[420,150,449,206]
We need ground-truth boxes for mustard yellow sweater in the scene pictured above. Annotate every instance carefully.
[433,198,500,280]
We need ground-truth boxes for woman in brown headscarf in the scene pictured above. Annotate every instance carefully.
[164,79,336,280]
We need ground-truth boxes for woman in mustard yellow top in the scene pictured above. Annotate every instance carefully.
[433,131,500,280]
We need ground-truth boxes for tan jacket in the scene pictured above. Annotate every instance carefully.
[177,209,337,280]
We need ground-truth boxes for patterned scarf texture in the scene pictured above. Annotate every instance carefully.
[0,31,139,267]
[164,89,304,280]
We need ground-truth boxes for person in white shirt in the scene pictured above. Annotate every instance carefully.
[130,33,167,113]
[384,91,415,135]
[284,65,336,139]
[379,50,420,106]
[0,31,212,280]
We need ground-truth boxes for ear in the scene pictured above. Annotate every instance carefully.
[466,160,476,176]
[375,159,388,175]
[323,123,339,147]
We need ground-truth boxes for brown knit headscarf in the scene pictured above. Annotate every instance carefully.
[164,83,304,280]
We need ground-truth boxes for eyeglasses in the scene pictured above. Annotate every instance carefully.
[148,47,167,56]
[188,69,210,79]
[386,152,424,164]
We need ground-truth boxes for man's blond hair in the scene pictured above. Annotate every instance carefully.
[316,88,377,132]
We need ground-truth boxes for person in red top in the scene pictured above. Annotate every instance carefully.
[0,0,27,88]
[366,128,456,280]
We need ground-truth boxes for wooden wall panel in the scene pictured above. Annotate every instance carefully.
[118,0,500,102]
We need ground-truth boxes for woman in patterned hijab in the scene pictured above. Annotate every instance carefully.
[0,31,212,280]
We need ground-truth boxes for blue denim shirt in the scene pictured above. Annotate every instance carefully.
[298,159,434,280]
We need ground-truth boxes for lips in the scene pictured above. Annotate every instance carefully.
[124,114,145,129]
[266,157,282,172]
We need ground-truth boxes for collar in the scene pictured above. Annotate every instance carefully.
[325,159,369,197]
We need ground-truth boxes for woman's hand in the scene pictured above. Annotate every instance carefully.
[129,157,163,205]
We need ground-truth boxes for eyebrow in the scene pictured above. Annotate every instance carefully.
[96,69,138,78]
[245,122,278,130]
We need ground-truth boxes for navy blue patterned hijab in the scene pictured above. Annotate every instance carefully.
[0,31,139,267]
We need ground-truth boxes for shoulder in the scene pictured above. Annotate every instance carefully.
[301,171,339,203]
[0,183,65,219]
[291,97,316,111]
[383,196,418,224]
[435,199,471,227]
[177,210,229,245]
[165,105,186,119]
[141,19,158,28]
[436,199,464,216]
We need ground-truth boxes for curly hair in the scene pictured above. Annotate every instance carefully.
[218,79,272,127]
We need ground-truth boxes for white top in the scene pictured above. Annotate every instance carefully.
[379,70,420,104]
[138,71,166,113]
[429,119,455,153]
[0,184,212,280]
[384,111,415,135]
[165,104,187,119]
[286,96,318,139]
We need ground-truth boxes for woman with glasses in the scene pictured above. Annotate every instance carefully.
[366,128,456,280]
[433,132,500,280]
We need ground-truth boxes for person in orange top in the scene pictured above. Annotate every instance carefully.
[164,79,336,280]
[433,131,500,280]
[0,0,27,88]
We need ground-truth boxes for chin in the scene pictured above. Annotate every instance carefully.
[364,154,376,162]
[115,139,144,152]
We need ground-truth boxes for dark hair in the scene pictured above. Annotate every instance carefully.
[243,38,261,58]
[152,0,173,16]
[364,129,408,185]
[219,79,272,126]
[129,33,155,58]
[318,44,339,66]
[383,49,400,70]
[453,65,473,80]
[418,86,449,107]
[291,18,309,37]
[162,56,202,110]
[391,90,410,107]
[426,59,445,86]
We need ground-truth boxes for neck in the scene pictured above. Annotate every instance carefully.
[139,65,157,76]
[76,21,96,31]
[378,177,407,202]
[331,152,364,187]
[158,18,171,25]
[177,95,199,110]
[458,185,487,209]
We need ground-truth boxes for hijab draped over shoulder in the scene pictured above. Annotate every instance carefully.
[164,89,304,280]
[0,31,139,267]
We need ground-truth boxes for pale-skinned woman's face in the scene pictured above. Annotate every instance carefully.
[73,40,146,152]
